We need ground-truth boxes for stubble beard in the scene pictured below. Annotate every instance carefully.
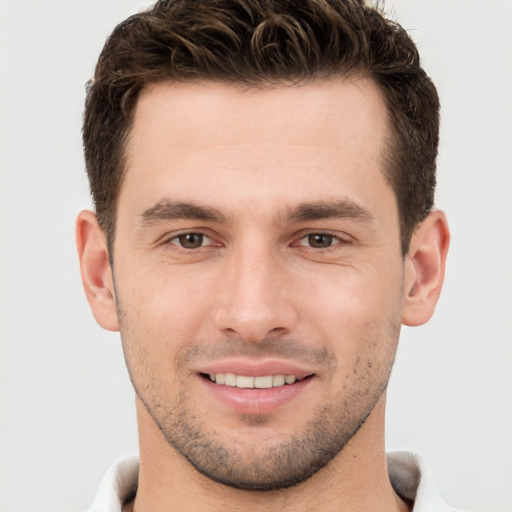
[120,327,400,492]
[143,383,386,491]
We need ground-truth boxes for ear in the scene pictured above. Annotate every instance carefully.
[76,210,119,331]
[402,210,450,326]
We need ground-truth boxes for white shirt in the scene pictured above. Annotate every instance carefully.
[88,451,463,511]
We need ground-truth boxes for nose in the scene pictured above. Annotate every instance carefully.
[214,244,299,342]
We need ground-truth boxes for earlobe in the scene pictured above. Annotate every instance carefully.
[76,210,119,332]
[402,210,450,326]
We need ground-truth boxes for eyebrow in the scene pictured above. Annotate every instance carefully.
[140,200,228,225]
[139,198,374,227]
[284,200,375,224]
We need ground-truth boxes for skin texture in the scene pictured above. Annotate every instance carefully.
[77,78,449,512]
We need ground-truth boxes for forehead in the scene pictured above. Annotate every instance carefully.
[129,77,389,152]
[121,78,392,219]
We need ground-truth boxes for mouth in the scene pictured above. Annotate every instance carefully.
[198,367,316,415]
[203,372,311,389]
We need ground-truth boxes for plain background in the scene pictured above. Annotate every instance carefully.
[1,1,511,511]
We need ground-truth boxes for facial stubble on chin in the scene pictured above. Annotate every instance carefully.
[117,307,401,492]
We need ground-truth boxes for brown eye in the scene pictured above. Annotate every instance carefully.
[307,233,334,248]
[177,233,204,249]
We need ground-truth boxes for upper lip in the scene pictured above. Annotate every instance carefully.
[199,358,315,379]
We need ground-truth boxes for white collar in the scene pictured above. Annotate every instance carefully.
[89,451,460,511]
[387,451,461,511]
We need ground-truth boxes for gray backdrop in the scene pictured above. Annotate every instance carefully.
[1,1,511,511]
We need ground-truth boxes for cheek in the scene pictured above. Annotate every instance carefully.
[297,262,404,366]
[300,261,404,324]
[121,262,213,328]
[115,263,217,382]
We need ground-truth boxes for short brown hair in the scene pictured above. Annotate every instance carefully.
[83,0,440,255]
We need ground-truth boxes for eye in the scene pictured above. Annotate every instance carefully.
[297,232,346,249]
[305,233,334,248]
[170,232,211,249]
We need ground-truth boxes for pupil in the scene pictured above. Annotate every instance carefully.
[179,233,203,248]
[309,234,332,248]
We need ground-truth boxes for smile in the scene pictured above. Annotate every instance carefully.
[208,373,303,389]
[200,369,315,414]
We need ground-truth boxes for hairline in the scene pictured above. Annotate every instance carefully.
[105,74,409,260]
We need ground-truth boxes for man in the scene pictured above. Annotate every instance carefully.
[76,0,452,510]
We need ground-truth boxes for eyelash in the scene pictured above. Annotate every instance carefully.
[163,230,350,251]
[295,231,349,250]
[165,232,215,250]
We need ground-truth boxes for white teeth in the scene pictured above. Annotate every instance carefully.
[224,373,237,387]
[236,375,254,388]
[209,373,302,388]
[254,375,273,389]
[272,374,285,386]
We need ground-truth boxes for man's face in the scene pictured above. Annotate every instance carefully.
[113,79,406,489]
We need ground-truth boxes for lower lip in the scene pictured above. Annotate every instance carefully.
[200,376,314,415]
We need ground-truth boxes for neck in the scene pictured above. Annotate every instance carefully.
[129,394,410,512]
